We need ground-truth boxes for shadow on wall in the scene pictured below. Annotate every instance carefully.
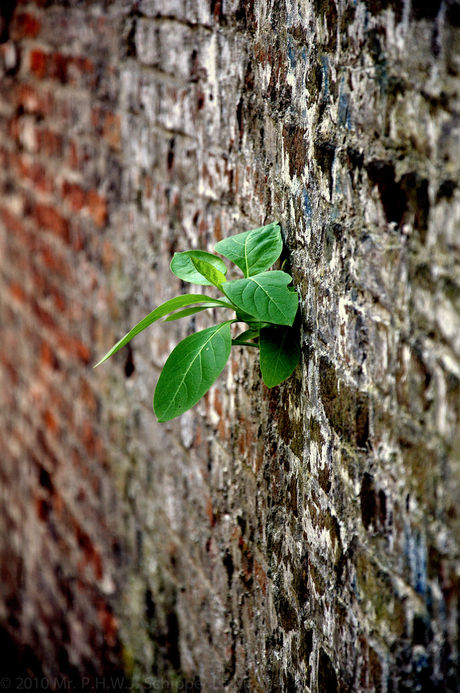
[0,626,43,679]
[0,1,18,43]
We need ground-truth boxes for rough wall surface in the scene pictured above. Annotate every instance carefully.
[1,0,460,691]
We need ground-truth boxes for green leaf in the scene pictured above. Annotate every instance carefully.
[94,294,222,367]
[234,328,260,341]
[190,256,226,289]
[170,250,227,286]
[232,329,260,348]
[214,222,283,277]
[223,271,298,327]
[232,327,260,347]
[153,322,232,422]
[259,326,300,387]
[163,305,212,322]
[164,299,234,321]
[235,309,262,324]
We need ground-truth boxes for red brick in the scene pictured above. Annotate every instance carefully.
[17,156,53,194]
[0,147,10,167]
[39,244,72,280]
[0,206,27,238]
[55,331,91,365]
[66,139,79,168]
[8,115,21,144]
[97,605,118,648]
[40,340,59,370]
[254,559,267,595]
[36,129,62,157]
[91,107,121,150]
[101,240,115,270]
[79,378,98,414]
[10,12,41,39]
[214,389,223,417]
[91,105,103,129]
[8,281,26,303]
[62,180,86,212]
[49,52,68,84]
[50,287,66,313]
[32,298,56,331]
[0,354,19,386]
[43,409,58,434]
[30,49,48,79]
[87,189,107,228]
[16,84,53,116]
[36,497,51,522]
[214,215,222,241]
[143,174,152,199]
[93,551,103,581]
[102,112,121,151]
[81,420,105,463]
[34,203,70,242]
[68,56,95,86]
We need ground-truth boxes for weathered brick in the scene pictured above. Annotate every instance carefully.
[36,128,62,157]
[86,189,107,228]
[34,202,70,242]
[62,180,86,212]
[16,156,54,194]
[102,112,121,150]
[10,12,41,40]
[16,83,54,116]
[29,48,48,79]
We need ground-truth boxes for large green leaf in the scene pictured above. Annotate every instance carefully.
[94,294,226,367]
[154,322,232,422]
[214,222,283,277]
[170,250,227,286]
[223,271,298,326]
[190,256,226,289]
[259,326,300,387]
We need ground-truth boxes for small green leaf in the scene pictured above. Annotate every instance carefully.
[170,250,227,286]
[94,294,222,367]
[215,222,283,277]
[154,322,232,422]
[234,328,260,342]
[164,300,234,321]
[259,326,300,387]
[223,271,298,326]
[163,306,212,322]
[190,256,226,289]
[232,328,260,347]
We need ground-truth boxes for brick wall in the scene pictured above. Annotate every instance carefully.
[0,0,127,685]
[1,1,460,692]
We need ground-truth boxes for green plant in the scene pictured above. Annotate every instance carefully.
[95,222,300,422]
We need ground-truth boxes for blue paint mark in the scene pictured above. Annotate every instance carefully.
[303,188,312,225]
[404,526,428,598]
[338,90,351,129]
[288,44,296,70]
[334,170,342,197]
[321,56,329,99]
[413,650,429,675]
[414,532,428,598]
